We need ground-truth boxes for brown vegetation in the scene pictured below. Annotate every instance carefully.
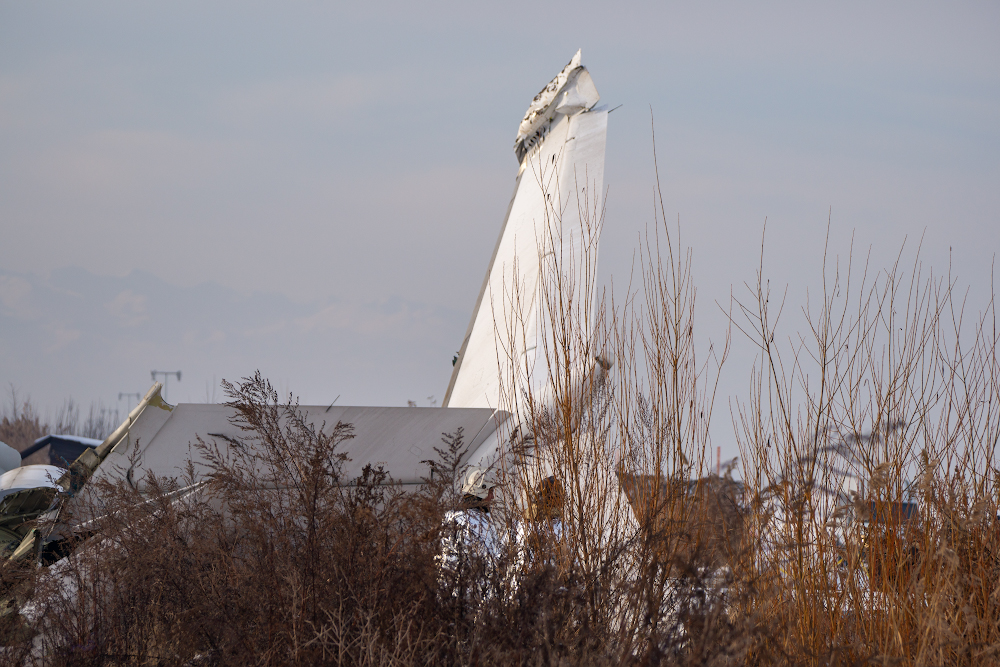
[0,396,46,466]
[1,396,119,466]
[2,374,751,666]
[1,173,997,664]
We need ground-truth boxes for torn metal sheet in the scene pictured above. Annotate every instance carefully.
[515,49,601,163]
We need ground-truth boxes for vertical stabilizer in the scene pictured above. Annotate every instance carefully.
[444,51,608,415]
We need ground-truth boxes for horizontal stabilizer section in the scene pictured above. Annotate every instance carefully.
[91,403,509,490]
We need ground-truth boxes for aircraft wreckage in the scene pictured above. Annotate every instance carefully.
[0,50,613,599]
[1,52,886,644]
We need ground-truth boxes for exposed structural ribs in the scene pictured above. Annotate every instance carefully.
[443,49,609,426]
[514,50,603,163]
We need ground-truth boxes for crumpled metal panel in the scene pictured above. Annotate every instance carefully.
[514,49,600,163]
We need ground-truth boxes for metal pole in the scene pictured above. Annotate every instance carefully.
[150,370,182,403]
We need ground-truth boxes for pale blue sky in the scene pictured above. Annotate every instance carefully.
[1,2,998,459]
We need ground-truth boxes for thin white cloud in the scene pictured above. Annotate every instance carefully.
[46,322,81,352]
[243,320,290,339]
[26,129,233,202]
[213,73,397,127]
[182,329,226,346]
[105,289,148,327]
[294,300,441,337]
[0,275,35,319]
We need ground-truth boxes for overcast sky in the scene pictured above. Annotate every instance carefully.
[1,2,998,458]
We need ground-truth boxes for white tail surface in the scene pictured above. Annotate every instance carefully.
[444,50,608,418]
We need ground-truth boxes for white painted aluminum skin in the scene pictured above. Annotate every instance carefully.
[89,388,508,491]
[443,49,607,416]
[0,465,65,506]
[442,50,609,469]
[0,465,65,493]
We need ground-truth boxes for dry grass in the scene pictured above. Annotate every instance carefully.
[1,395,119,466]
[729,228,1000,665]
[0,394,47,465]
[6,373,740,666]
[1,166,997,664]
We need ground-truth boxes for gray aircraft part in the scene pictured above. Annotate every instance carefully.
[89,392,508,491]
